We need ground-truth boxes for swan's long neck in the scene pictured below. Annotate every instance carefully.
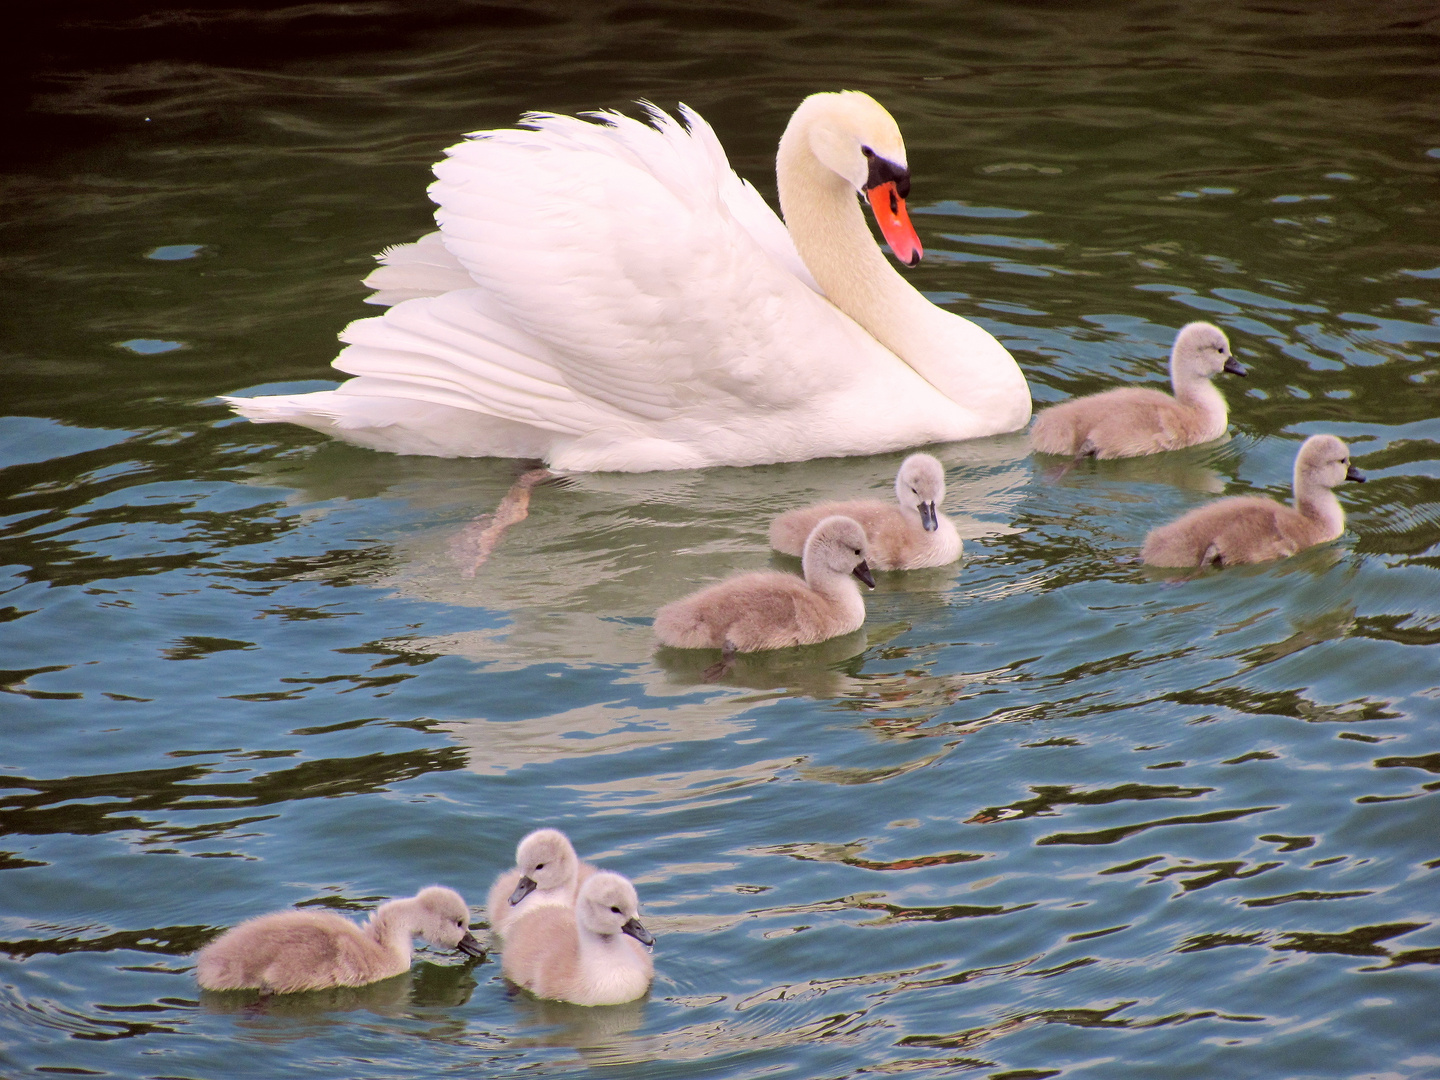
[776,128,1030,428]
[1294,473,1345,541]
[1172,366,1228,429]
[367,901,417,970]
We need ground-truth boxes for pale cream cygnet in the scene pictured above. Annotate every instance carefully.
[500,870,655,1006]
[195,886,484,994]
[1031,322,1246,458]
[487,828,596,934]
[654,515,875,654]
[1143,434,1366,568]
[769,453,961,570]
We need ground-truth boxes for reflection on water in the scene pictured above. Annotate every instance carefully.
[4,2,1440,1079]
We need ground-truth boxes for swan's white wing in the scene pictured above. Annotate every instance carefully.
[361,231,474,306]
[331,105,855,440]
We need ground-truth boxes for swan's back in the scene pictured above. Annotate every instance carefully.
[1142,495,1318,567]
[195,910,392,994]
[1032,386,1213,458]
[770,499,960,570]
[655,570,845,651]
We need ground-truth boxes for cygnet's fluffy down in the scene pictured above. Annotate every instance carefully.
[654,515,875,652]
[1031,322,1246,458]
[500,871,655,1006]
[487,828,597,934]
[769,453,961,570]
[195,886,484,994]
[1142,434,1365,567]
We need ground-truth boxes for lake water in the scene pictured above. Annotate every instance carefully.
[4,2,1439,1077]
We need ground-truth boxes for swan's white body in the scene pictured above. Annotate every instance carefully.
[225,93,1031,472]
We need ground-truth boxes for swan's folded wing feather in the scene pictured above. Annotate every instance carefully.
[421,107,851,423]
[361,230,477,305]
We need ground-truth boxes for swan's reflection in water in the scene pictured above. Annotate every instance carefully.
[197,958,479,1027]
[504,990,650,1064]
[238,436,1039,774]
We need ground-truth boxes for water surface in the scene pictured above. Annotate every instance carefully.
[3,2,1439,1077]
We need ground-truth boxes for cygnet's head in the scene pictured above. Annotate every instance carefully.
[894,453,947,532]
[785,91,919,266]
[1295,434,1366,490]
[1171,321,1246,382]
[509,828,579,906]
[411,886,486,957]
[803,515,876,589]
[576,872,654,946]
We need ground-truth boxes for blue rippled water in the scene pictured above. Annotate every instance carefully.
[2,2,1438,1077]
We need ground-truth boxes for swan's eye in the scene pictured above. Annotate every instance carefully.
[611,906,622,914]
[535,862,545,869]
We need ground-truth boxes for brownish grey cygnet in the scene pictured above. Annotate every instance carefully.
[769,453,961,570]
[487,828,597,934]
[195,886,485,994]
[654,515,876,653]
[500,870,655,1006]
[1142,434,1366,568]
[1031,322,1247,458]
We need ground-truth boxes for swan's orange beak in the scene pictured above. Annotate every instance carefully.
[866,181,922,267]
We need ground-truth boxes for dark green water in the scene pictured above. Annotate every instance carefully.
[3,2,1439,1077]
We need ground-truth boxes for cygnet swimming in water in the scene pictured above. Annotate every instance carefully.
[487,828,596,934]
[1031,322,1246,459]
[195,886,484,994]
[500,870,655,1006]
[1142,434,1365,568]
[769,453,961,570]
[655,515,875,657]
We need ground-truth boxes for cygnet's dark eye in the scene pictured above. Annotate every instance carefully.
[535,862,545,869]
[912,487,919,494]
[611,906,622,914]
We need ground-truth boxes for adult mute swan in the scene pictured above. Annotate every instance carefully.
[224,92,1031,472]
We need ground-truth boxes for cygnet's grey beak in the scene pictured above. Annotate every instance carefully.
[457,932,487,959]
[1346,464,1366,482]
[508,876,537,905]
[852,560,876,589]
[919,501,939,532]
[1223,357,1247,376]
[621,917,655,947]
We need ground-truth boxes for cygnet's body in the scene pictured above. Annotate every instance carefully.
[501,871,655,1006]
[654,515,875,653]
[487,828,597,934]
[195,886,484,994]
[1031,322,1246,458]
[1142,434,1365,568]
[769,453,961,570]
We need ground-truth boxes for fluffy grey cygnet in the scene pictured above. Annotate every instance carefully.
[1031,322,1246,458]
[1142,434,1365,568]
[500,870,655,1006]
[194,886,484,994]
[654,515,875,653]
[769,453,961,570]
[487,828,596,935]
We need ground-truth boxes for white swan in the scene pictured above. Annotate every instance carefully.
[224,92,1031,472]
